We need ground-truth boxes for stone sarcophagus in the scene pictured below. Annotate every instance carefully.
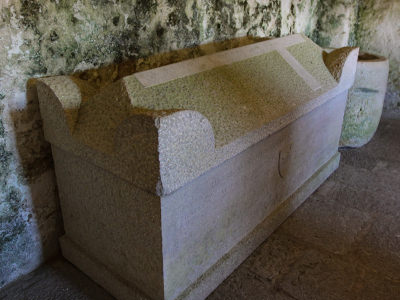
[37,34,358,300]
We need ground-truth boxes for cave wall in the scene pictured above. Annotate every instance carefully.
[0,0,399,288]
[356,0,400,114]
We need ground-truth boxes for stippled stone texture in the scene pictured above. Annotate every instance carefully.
[0,0,399,290]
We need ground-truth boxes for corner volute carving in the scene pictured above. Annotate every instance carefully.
[36,76,82,146]
[323,47,359,90]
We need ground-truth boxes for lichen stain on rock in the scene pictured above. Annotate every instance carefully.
[0,188,25,244]
[281,0,319,39]
[341,102,381,147]
[308,0,358,48]
[354,87,379,94]
[356,0,400,111]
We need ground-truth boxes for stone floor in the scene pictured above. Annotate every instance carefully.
[1,118,400,300]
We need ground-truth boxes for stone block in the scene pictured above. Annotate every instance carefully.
[340,52,389,147]
[36,34,358,300]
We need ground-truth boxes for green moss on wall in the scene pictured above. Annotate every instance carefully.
[356,0,400,111]
[307,0,358,48]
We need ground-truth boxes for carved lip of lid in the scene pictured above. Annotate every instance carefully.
[324,48,387,63]
[358,52,387,62]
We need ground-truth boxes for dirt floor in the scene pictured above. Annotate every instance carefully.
[1,118,399,300]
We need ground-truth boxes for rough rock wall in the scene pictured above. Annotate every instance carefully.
[0,0,399,288]
[309,0,400,113]
[356,0,400,113]
[312,0,359,47]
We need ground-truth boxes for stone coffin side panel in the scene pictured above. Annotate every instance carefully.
[58,152,341,300]
[51,146,164,300]
[161,91,347,300]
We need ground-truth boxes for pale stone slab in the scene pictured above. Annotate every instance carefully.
[134,34,306,87]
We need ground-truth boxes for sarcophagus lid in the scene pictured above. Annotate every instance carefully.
[37,34,358,195]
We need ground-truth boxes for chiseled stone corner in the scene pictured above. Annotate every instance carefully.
[323,47,359,89]
[37,75,216,196]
